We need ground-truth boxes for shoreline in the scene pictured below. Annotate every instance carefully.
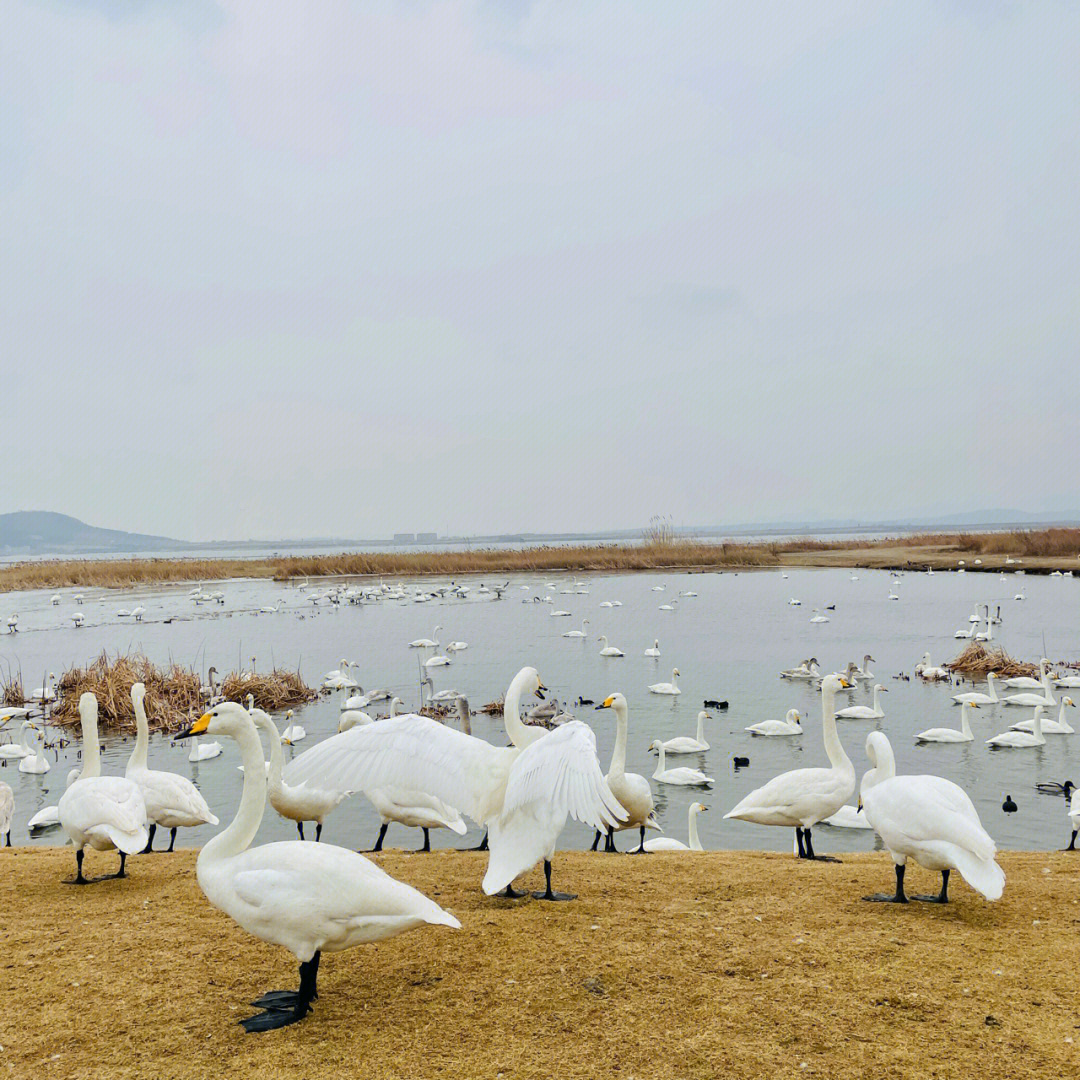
[2,847,1077,1078]
[2,530,1079,592]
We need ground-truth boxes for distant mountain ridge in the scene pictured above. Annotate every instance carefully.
[0,511,191,556]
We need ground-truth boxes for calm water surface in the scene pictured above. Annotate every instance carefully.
[2,567,1077,854]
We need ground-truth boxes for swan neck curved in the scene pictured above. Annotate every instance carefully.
[502,670,534,748]
[820,684,851,772]
[609,701,628,777]
[653,743,666,775]
[260,714,284,794]
[205,719,267,861]
[688,806,702,851]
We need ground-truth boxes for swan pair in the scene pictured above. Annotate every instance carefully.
[914,654,949,681]
[860,731,1004,904]
[1009,699,1075,735]
[176,703,460,1032]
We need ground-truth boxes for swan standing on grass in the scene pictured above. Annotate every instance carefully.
[654,711,711,753]
[1009,699,1075,734]
[58,694,148,883]
[987,706,1046,748]
[175,703,460,1033]
[597,636,624,657]
[724,674,854,861]
[591,694,659,853]
[127,683,218,851]
[249,706,348,842]
[649,668,681,695]
[649,742,713,786]
[0,781,13,845]
[859,731,1004,904]
[643,803,707,851]
[285,667,624,901]
[916,701,979,743]
[953,673,1000,705]
[745,709,803,737]
[1063,782,1079,850]
[835,684,888,720]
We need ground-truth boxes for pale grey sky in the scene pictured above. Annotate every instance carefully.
[3,1,1077,541]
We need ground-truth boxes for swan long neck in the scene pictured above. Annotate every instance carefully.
[204,719,267,861]
[653,743,666,775]
[80,703,101,778]
[609,701,628,778]
[502,669,537,748]
[960,702,973,737]
[988,674,998,702]
[696,712,705,743]
[257,712,284,795]
[688,806,702,851]
[130,693,150,770]
[872,686,881,712]
[821,684,851,772]
[670,669,679,690]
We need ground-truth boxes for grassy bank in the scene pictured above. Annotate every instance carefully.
[2,848,1077,1079]
[2,529,1079,592]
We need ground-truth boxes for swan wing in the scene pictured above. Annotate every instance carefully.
[136,769,218,825]
[59,777,149,853]
[283,714,513,825]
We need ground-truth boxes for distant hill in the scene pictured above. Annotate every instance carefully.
[0,512,191,557]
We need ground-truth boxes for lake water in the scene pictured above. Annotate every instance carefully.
[2,565,1077,855]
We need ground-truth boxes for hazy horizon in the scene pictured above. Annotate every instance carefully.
[4,2,1078,541]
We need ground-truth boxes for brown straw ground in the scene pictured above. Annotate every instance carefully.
[2,849,1078,1080]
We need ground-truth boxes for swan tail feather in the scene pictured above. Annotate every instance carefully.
[105,824,150,854]
[946,846,1005,901]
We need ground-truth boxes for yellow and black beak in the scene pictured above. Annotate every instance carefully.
[839,677,851,688]
[857,798,863,812]
[535,680,547,700]
[175,712,212,740]
[595,695,616,710]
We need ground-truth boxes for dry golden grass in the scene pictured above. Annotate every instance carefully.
[946,643,1040,679]
[2,848,1078,1080]
[2,529,1079,593]
[49,653,315,734]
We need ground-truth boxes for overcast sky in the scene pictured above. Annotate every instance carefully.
[2,1,1077,541]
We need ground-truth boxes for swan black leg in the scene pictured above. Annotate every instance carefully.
[532,859,576,902]
[167,827,177,853]
[864,862,908,903]
[795,827,806,859]
[111,852,128,879]
[802,827,841,863]
[498,883,529,899]
[297,821,305,841]
[244,952,320,1032]
[913,868,950,903]
[1066,829,1078,851]
[460,829,488,852]
[4,829,10,847]
[628,826,649,854]
[419,827,431,852]
[315,822,322,843]
[141,823,157,854]
[364,822,388,853]
[64,848,90,885]
[590,829,602,852]
[604,829,617,853]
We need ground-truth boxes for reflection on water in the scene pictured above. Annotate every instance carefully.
[3,566,1077,854]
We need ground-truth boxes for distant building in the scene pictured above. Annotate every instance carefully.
[416,532,438,543]
[393,532,415,543]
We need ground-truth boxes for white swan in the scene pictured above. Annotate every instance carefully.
[649,742,713,786]
[409,627,442,647]
[644,639,661,657]
[0,781,12,845]
[425,654,452,667]
[591,693,659,853]
[1009,698,1075,734]
[338,709,374,732]
[953,673,1000,705]
[281,710,306,743]
[954,620,978,639]
[648,668,681,695]
[1054,673,1080,688]
[835,684,887,720]
[643,803,707,851]
[779,658,819,680]
[859,730,1004,903]
[809,609,829,623]
[658,599,678,611]
[249,707,348,842]
[974,621,994,643]
[914,653,949,681]
[821,804,873,829]
[597,635,624,657]
[549,608,572,617]
[654,711,710,753]
[1003,659,1052,689]
[18,728,50,774]
[175,702,460,1032]
[915,700,978,743]
[188,734,224,762]
[445,640,469,652]
[127,683,218,851]
[284,666,623,901]
[745,709,803,737]
[1002,662,1056,707]
[58,693,149,883]
[0,720,35,760]
[562,619,589,639]
[724,674,854,860]
[851,655,876,681]
[987,705,1045,748]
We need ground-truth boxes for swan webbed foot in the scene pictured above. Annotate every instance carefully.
[141,824,157,854]
[1066,831,1078,851]
[912,893,948,903]
[589,829,602,852]
[799,828,839,862]
[241,1002,312,1032]
[497,884,529,899]
[808,854,842,863]
[250,989,318,1009]
[532,888,577,901]
[913,870,949,903]
[460,831,489,852]
[862,892,908,903]
[111,852,128,878]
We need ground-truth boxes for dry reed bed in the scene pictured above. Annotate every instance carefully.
[946,643,1040,679]
[47,652,315,733]
[1,848,1078,1080]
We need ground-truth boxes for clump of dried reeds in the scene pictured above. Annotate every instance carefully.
[946,643,1039,679]
[49,652,315,733]
[2,675,25,707]
[479,698,505,716]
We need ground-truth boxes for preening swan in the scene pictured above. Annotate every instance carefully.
[285,667,623,901]
[916,700,978,743]
[1009,698,1075,734]
[724,674,854,860]
[597,636,624,657]
[58,694,149,883]
[745,709,803,737]
[649,742,713,786]
[644,639,661,657]
[591,694,659,853]
[859,731,1004,904]
[648,668,681,695]
[654,711,711,753]
[127,683,218,851]
[835,684,887,720]
[175,703,460,1032]
[643,803,707,851]
[953,673,999,705]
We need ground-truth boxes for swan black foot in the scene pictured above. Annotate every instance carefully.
[1066,830,1078,851]
[913,870,949,903]
[418,827,431,852]
[315,823,322,843]
[498,884,529,899]
[460,830,489,852]
[628,826,649,853]
[141,824,158,854]
[243,954,319,1034]
[110,852,128,879]
[863,864,908,903]
[63,849,90,885]
[531,860,576,902]
[166,828,177,852]
[590,829,602,852]
[362,823,389,853]
[799,827,840,862]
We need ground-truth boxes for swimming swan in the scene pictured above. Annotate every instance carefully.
[1009,698,1075,735]
[648,668,681,695]
[745,709,803,737]
[835,684,888,720]
[648,741,713,786]
[591,694,659,852]
[654,711,711,753]
[644,640,661,657]
[284,667,623,901]
[987,705,1046,748]
[175,703,460,1032]
[597,636,624,657]
[914,654,949,681]
[724,674,854,860]
[58,693,149,883]
[916,700,978,743]
[859,730,1004,903]
[127,683,218,852]
[953,673,999,705]
[643,802,707,851]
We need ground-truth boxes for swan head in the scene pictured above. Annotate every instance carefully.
[673,668,680,677]
[821,673,851,694]
[964,700,980,710]
[595,693,627,713]
[690,802,708,814]
[78,692,98,727]
[1065,698,1076,708]
[648,739,662,752]
[698,711,711,722]
[873,684,888,693]
[177,701,253,741]
[511,666,546,700]
[130,681,146,709]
